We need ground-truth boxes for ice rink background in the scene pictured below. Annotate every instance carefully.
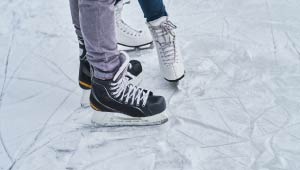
[1,0,300,169]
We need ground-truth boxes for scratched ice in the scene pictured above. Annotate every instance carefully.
[1,0,300,170]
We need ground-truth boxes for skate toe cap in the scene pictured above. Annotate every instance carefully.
[146,96,166,115]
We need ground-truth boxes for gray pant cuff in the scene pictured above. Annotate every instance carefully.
[93,69,115,80]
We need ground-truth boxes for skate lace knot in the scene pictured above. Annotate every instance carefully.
[111,76,149,107]
[152,21,178,64]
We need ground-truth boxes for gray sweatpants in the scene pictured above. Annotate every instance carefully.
[69,0,121,80]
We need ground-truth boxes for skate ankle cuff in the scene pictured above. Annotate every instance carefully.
[148,16,168,26]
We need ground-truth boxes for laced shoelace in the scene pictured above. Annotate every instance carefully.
[151,21,178,64]
[115,0,142,37]
[124,63,133,80]
[117,20,142,37]
[110,75,150,107]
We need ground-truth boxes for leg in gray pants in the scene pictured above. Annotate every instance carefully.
[69,0,121,80]
[69,0,169,127]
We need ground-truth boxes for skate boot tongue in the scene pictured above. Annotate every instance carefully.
[110,51,154,106]
[149,19,178,64]
[113,51,130,82]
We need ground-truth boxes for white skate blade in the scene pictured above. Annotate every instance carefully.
[91,110,168,127]
[80,89,91,108]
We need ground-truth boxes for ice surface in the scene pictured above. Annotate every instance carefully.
[1,0,300,169]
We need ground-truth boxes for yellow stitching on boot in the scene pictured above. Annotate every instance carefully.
[90,103,101,111]
[79,81,92,89]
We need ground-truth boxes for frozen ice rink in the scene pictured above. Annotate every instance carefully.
[1,0,300,169]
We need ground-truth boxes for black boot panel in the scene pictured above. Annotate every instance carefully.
[128,60,142,76]
[79,60,91,89]
[91,78,160,117]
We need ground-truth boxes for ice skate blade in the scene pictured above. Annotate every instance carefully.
[91,110,168,127]
[118,42,154,52]
[165,73,185,82]
[118,41,153,48]
[80,89,91,108]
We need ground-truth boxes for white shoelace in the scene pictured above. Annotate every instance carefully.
[150,21,178,64]
[125,63,134,80]
[118,20,142,37]
[110,75,149,107]
[115,0,142,37]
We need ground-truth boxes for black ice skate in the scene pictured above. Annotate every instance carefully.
[78,39,143,107]
[90,52,168,126]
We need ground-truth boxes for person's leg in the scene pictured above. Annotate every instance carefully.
[79,0,120,80]
[69,0,145,107]
[115,0,153,48]
[72,0,168,127]
[138,0,168,22]
[138,0,185,81]
[70,0,151,49]
[69,0,83,39]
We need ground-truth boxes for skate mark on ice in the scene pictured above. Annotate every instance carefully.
[197,96,237,102]
[5,90,42,106]
[228,90,251,118]
[248,105,278,138]
[212,100,234,133]
[166,86,180,113]
[38,56,76,84]
[270,24,278,66]
[24,129,79,159]
[0,31,15,163]
[266,106,290,130]
[7,89,76,169]
[176,116,245,139]
[178,128,247,148]
[176,129,248,167]
[265,0,279,66]
[80,149,154,170]
[67,149,139,170]
[63,107,86,122]
[285,32,300,60]
[34,30,64,39]
[261,83,292,129]
[2,76,73,93]
[4,36,51,92]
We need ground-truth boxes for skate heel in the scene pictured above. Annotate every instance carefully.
[91,110,168,127]
[80,89,90,108]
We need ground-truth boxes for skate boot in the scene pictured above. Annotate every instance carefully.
[115,0,153,49]
[148,16,185,82]
[78,39,143,108]
[90,52,168,126]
